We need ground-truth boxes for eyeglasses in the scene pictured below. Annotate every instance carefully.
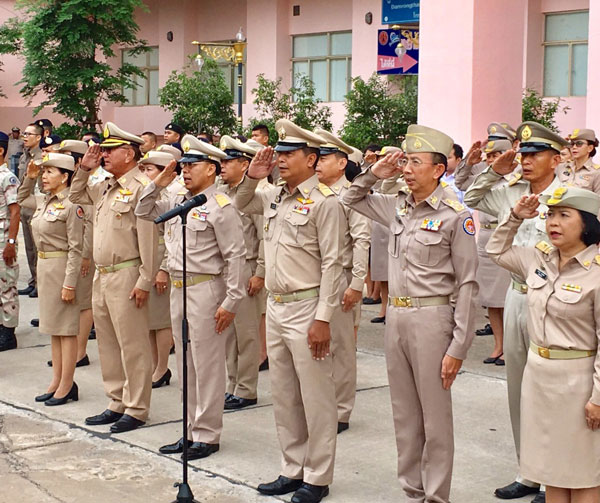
[405,158,436,168]
[22,132,40,138]
[571,140,588,147]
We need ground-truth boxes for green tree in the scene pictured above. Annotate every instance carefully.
[521,88,569,132]
[341,74,418,150]
[0,0,150,130]
[159,57,237,136]
[0,17,23,98]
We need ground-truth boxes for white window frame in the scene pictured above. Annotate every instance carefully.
[122,46,159,106]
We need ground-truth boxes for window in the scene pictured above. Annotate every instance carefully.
[292,32,352,102]
[543,11,588,97]
[122,47,159,106]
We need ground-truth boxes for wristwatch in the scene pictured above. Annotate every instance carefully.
[7,239,15,244]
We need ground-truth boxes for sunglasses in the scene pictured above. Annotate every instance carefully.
[571,140,588,147]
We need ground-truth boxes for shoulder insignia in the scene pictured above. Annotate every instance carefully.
[595,255,600,266]
[440,181,448,188]
[318,183,334,197]
[344,180,351,188]
[462,217,475,235]
[594,164,600,170]
[443,198,465,212]
[399,185,411,195]
[76,206,85,219]
[535,240,554,255]
[214,193,231,208]
[508,172,522,186]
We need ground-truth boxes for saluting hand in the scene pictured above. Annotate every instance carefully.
[129,287,149,308]
[371,151,404,180]
[512,194,540,219]
[81,144,102,172]
[154,160,178,188]
[465,140,484,166]
[247,147,275,180]
[491,149,518,176]
[441,354,463,390]
[585,401,600,431]
[26,160,40,180]
[215,306,235,334]
[308,320,331,360]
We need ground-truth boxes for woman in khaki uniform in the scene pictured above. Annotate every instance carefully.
[18,153,84,406]
[138,150,174,387]
[558,129,600,194]
[487,187,600,502]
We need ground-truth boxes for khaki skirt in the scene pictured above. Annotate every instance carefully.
[148,281,172,330]
[521,350,600,488]
[37,255,80,336]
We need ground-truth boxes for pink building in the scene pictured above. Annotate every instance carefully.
[0,0,595,148]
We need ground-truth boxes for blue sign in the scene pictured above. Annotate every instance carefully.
[382,0,420,25]
[377,28,419,75]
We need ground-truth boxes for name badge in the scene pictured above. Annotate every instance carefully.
[535,268,547,280]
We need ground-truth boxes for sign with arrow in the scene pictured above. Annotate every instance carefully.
[377,28,419,75]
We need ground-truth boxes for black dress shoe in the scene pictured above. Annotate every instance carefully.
[0,327,17,352]
[48,354,90,368]
[31,318,39,327]
[257,476,303,495]
[159,437,192,455]
[259,357,269,371]
[291,483,329,503]
[45,382,78,406]
[224,396,257,410]
[370,316,385,324]
[85,409,123,425]
[532,491,546,503]
[18,285,34,296]
[362,297,381,305]
[483,354,503,364]
[110,414,145,433]
[476,323,493,336]
[152,368,171,388]
[88,327,96,340]
[495,481,539,499]
[28,287,38,298]
[186,442,219,460]
[35,391,55,402]
[225,392,233,402]
[337,422,349,434]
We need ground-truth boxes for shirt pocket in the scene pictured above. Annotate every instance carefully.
[282,211,310,246]
[263,207,278,242]
[110,201,132,229]
[388,221,403,258]
[187,218,209,247]
[525,270,549,310]
[407,231,443,266]
[552,287,589,319]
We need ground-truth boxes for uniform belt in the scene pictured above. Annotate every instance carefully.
[270,288,320,303]
[530,341,596,360]
[388,295,450,308]
[481,223,498,230]
[96,258,141,274]
[171,274,215,289]
[158,237,165,245]
[38,250,67,259]
[511,279,528,294]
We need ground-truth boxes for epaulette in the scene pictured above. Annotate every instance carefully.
[344,180,351,188]
[593,164,600,170]
[594,255,600,265]
[443,198,465,212]
[318,182,334,197]
[535,240,554,255]
[135,173,150,187]
[508,172,522,186]
[214,193,231,208]
[399,185,411,195]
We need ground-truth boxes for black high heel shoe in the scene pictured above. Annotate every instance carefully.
[152,368,172,389]
[35,391,55,402]
[45,382,78,406]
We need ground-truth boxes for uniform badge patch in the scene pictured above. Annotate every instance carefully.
[292,204,310,215]
[463,217,475,235]
[420,218,442,232]
[76,206,85,219]
[561,283,582,293]
[8,176,17,185]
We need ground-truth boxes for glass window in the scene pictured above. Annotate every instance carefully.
[543,11,588,97]
[292,32,352,102]
[122,46,159,106]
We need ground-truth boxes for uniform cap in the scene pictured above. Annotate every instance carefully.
[539,186,600,216]
[0,131,8,142]
[484,139,512,154]
[40,134,62,149]
[165,122,184,136]
[245,139,266,151]
[348,147,364,165]
[11,127,19,132]
[377,146,403,156]
[40,152,75,172]
[156,144,182,161]
[100,122,144,148]
[274,119,327,152]
[568,128,597,143]
[487,122,516,142]
[57,139,88,155]
[36,118,53,128]
[404,125,454,157]
[180,134,226,163]
[517,121,568,153]
[140,150,177,168]
[313,128,353,156]
[219,135,257,160]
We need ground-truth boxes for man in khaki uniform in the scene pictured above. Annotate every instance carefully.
[343,125,478,503]
[218,135,263,409]
[235,119,344,503]
[558,128,600,194]
[464,122,568,503]
[314,128,370,433]
[70,122,158,433]
[136,134,246,460]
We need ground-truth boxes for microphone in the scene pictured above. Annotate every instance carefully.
[154,194,207,224]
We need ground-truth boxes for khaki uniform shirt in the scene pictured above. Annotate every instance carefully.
[135,182,247,314]
[0,163,19,242]
[487,213,600,404]
[17,147,42,182]
[69,165,158,291]
[331,175,371,291]
[6,138,23,160]
[557,158,600,194]
[234,174,344,322]
[18,178,84,288]
[342,169,478,360]
[463,166,561,282]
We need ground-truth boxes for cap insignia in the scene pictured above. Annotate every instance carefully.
[88,139,96,147]
[183,141,191,152]
[521,125,532,141]
[143,153,149,159]
[219,139,226,150]
[487,141,494,149]
[414,139,422,149]
[490,126,497,133]
[547,187,567,205]
[278,127,286,140]
[60,140,66,148]
[42,154,50,162]
[44,137,53,145]
[103,126,109,138]
[572,129,580,138]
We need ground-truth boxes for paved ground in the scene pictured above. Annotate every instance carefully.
[0,244,534,503]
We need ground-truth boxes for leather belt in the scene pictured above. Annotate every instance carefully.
[388,295,450,308]
[96,258,141,274]
[171,274,215,289]
[38,250,67,259]
[511,279,528,294]
[270,288,320,303]
[530,341,596,360]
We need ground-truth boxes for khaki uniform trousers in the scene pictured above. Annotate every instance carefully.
[267,296,338,486]
[330,273,357,423]
[171,276,230,444]
[92,266,153,421]
[20,207,37,287]
[226,263,260,399]
[385,304,455,503]
[0,243,18,328]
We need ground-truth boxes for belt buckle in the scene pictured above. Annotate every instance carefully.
[398,296,411,308]
[538,347,550,359]
[521,284,528,293]
[273,294,282,303]
[173,280,183,288]
[98,266,107,274]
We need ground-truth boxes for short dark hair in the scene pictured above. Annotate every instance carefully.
[0,140,7,157]
[452,144,464,159]
[27,123,43,136]
[364,144,381,154]
[57,168,74,187]
[252,124,270,137]
[580,210,600,246]
[141,131,157,142]
[431,152,448,169]
[345,160,361,181]
[81,130,101,141]
[302,146,320,169]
